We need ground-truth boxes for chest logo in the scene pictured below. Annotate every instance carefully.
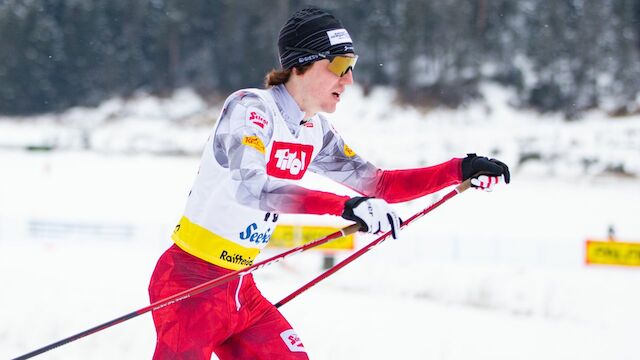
[267,141,313,180]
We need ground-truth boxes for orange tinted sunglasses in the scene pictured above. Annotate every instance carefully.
[286,46,358,77]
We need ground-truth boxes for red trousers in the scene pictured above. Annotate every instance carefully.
[149,245,309,359]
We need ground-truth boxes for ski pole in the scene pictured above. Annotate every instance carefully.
[13,223,360,360]
[275,179,472,308]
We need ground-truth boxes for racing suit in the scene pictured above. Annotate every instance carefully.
[149,84,462,359]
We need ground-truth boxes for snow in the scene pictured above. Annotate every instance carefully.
[1,84,639,359]
[2,84,640,177]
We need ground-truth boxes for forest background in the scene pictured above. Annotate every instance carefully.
[2,0,639,119]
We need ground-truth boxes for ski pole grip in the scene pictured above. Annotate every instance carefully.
[455,178,473,193]
[341,223,361,236]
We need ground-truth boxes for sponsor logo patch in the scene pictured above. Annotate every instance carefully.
[298,54,320,63]
[280,329,305,353]
[327,29,352,45]
[267,141,313,180]
[239,223,273,244]
[343,144,356,157]
[242,136,266,154]
[219,250,254,266]
[247,107,269,129]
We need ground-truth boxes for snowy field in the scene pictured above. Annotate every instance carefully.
[1,85,640,359]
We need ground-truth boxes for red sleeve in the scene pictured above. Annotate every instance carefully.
[371,158,462,203]
[292,190,350,216]
[275,158,460,216]
[268,186,350,216]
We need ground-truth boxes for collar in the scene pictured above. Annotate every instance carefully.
[269,84,307,131]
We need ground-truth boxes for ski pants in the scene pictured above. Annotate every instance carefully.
[149,244,309,360]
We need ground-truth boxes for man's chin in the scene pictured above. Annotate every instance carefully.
[321,104,338,114]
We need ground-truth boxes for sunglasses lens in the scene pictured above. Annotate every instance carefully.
[327,55,358,77]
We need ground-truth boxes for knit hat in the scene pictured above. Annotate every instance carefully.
[278,8,355,70]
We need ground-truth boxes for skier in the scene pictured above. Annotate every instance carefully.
[148,7,510,359]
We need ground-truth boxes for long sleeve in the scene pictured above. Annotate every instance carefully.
[212,95,349,216]
[309,115,462,203]
[371,159,462,202]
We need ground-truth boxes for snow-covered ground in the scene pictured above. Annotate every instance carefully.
[1,84,639,177]
[1,85,639,359]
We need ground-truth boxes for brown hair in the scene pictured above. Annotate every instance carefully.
[264,64,312,88]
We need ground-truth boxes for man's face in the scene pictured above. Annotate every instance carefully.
[297,58,354,115]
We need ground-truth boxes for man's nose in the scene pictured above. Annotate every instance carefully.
[341,68,354,84]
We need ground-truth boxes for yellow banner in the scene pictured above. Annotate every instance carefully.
[585,240,640,267]
[268,225,354,251]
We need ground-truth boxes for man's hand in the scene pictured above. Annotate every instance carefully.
[461,153,510,192]
[342,197,401,239]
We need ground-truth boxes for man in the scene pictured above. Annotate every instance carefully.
[149,7,510,359]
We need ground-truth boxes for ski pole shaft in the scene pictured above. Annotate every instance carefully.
[275,180,471,308]
[13,223,360,360]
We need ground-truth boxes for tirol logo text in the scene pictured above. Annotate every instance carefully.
[267,142,313,180]
[239,223,273,243]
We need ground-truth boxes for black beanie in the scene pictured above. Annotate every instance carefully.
[278,8,355,70]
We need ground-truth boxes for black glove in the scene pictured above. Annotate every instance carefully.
[461,153,511,184]
[342,197,401,239]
